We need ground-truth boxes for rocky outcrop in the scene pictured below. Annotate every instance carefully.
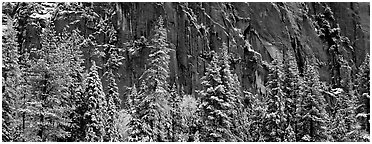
[111,2,369,96]
[7,2,369,106]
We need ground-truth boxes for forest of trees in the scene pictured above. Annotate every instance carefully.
[2,2,370,142]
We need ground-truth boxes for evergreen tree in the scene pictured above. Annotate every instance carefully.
[103,71,121,141]
[218,44,243,142]
[355,54,370,134]
[128,16,171,142]
[62,29,88,142]
[282,51,300,142]
[17,51,34,142]
[103,49,122,142]
[169,84,183,141]
[295,64,330,142]
[127,84,137,111]
[230,74,249,142]
[245,91,267,142]
[126,82,150,142]
[231,104,250,141]
[2,3,44,141]
[263,59,286,142]
[179,93,200,142]
[198,44,239,142]
[141,15,170,92]
[23,22,76,141]
[328,88,366,141]
[83,61,106,142]
[2,16,22,142]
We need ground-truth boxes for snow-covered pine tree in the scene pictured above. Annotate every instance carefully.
[127,84,137,111]
[169,84,183,141]
[2,16,22,142]
[198,44,237,142]
[230,73,249,142]
[198,51,221,142]
[2,3,47,141]
[295,63,330,142]
[60,29,87,142]
[263,59,286,142]
[128,16,171,142]
[282,51,300,142]
[127,81,150,142]
[327,88,366,141]
[219,46,245,141]
[355,54,370,134]
[245,91,267,142]
[103,71,121,141]
[16,52,34,142]
[179,93,200,142]
[218,44,242,141]
[141,15,170,93]
[84,61,106,142]
[23,21,76,141]
[103,48,122,142]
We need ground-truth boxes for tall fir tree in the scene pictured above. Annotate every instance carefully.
[141,15,170,92]
[2,3,46,141]
[179,92,200,142]
[2,16,22,142]
[230,73,249,142]
[245,91,267,142]
[282,51,300,142]
[168,84,183,141]
[127,84,138,111]
[23,21,76,141]
[128,16,171,142]
[295,63,330,142]
[127,81,151,142]
[263,59,286,142]
[327,88,367,141]
[198,44,239,142]
[355,54,370,134]
[103,49,123,141]
[83,61,107,142]
[61,29,88,142]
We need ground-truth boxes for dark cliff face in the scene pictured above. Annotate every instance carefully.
[9,2,370,105]
[111,2,369,95]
